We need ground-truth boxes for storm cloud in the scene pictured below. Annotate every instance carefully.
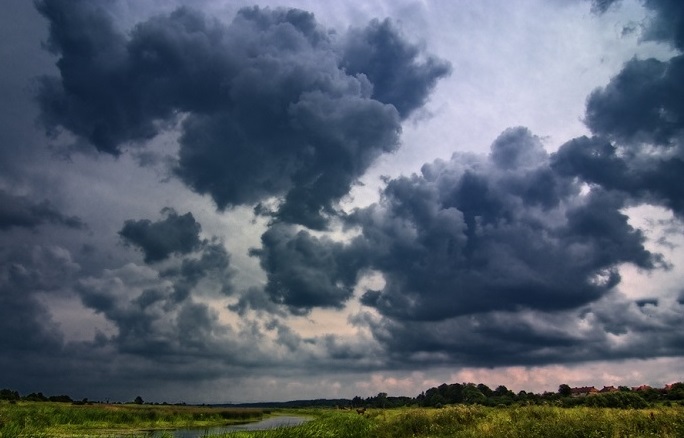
[2,0,684,403]
[250,223,364,314]
[0,189,85,230]
[347,128,660,321]
[119,208,203,263]
[35,1,450,228]
[562,0,684,216]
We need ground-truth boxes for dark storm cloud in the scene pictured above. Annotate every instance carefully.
[0,246,78,354]
[76,248,234,357]
[0,189,85,230]
[250,223,364,314]
[587,0,684,148]
[585,56,684,147]
[591,0,684,50]
[567,0,684,217]
[228,287,287,317]
[641,0,684,50]
[161,240,234,302]
[361,313,581,367]
[72,204,237,360]
[552,135,684,216]
[250,127,663,327]
[340,18,452,118]
[119,208,202,263]
[344,127,660,321]
[35,1,450,228]
[358,292,684,368]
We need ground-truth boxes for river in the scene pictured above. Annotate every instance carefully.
[146,415,312,437]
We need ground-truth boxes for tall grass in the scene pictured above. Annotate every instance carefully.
[220,405,684,438]
[0,401,264,437]
[2,402,684,437]
[226,411,372,438]
[372,405,684,438]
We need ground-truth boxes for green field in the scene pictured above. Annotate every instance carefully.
[2,402,684,437]
[0,401,265,437]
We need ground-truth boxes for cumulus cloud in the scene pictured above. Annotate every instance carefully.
[585,56,684,147]
[567,0,684,217]
[345,127,661,322]
[160,240,234,302]
[35,1,450,228]
[248,125,677,366]
[3,0,681,401]
[119,208,202,263]
[250,223,363,314]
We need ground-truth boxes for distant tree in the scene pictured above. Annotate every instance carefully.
[375,392,388,408]
[134,396,144,405]
[558,384,572,397]
[49,394,73,403]
[422,387,446,407]
[666,382,684,400]
[24,392,48,402]
[352,396,364,407]
[476,383,493,398]
[494,385,513,397]
[443,383,464,404]
[463,384,486,404]
[0,389,20,401]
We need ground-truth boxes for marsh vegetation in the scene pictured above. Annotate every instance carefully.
[2,401,684,437]
[0,401,265,437]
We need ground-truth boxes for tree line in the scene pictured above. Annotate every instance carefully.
[2,382,684,409]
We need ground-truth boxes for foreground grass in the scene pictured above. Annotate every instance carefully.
[371,405,684,437]
[0,401,264,437]
[226,405,684,438]
[2,402,684,437]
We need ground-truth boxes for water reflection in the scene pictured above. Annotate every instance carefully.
[147,415,312,437]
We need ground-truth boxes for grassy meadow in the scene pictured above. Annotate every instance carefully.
[0,401,264,437]
[2,401,684,437]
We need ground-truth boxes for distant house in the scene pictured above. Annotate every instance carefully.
[632,385,652,392]
[599,386,618,393]
[570,386,598,397]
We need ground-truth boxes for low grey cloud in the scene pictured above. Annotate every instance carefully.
[358,293,684,368]
[119,208,203,263]
[0,246,77,353]
[0,189,85,230]
[35,1,450,229]
[161,240,234,302]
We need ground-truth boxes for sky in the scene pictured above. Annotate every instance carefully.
[1,0,683,404]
